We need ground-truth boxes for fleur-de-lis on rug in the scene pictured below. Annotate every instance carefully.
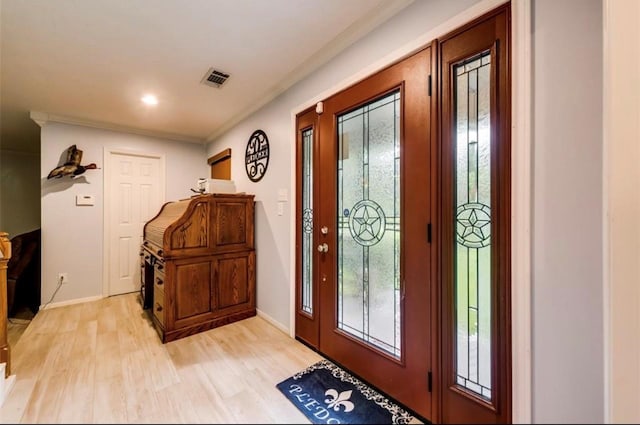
[324,389,355,412]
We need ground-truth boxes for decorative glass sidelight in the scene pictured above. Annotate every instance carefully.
[301,128,314,314]
[454,51,492,400]
[337,90,401,358]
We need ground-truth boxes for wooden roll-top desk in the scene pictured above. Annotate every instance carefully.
[140,193,255,343]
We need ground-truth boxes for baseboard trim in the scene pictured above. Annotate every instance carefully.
[40,295,104,310]
[256,309,290,335]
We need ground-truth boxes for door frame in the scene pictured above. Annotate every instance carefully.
[102,148,166,297]
[288,0,532,422]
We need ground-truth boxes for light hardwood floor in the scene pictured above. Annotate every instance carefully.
[7,318,31,350]
[8,306,36,349]
[0,293,323,423]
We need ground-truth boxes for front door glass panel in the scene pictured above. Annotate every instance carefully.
[301,128,314,314]
[454,51,492,399]
[337,90,401,358]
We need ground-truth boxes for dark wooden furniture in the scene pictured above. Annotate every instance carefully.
[7,228,41,316]
[140,193,256,343]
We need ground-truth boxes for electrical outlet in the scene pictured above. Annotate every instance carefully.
[58,272,69,284]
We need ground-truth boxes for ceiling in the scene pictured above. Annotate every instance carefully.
[0,0,413,153]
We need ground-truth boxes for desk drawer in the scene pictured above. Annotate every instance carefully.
[154,273,165,292]
[154,259,165,275]
[153,288,165,326]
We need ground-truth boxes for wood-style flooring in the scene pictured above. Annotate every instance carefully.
[8,306,35,349]
[7,319,30,350]
[0,293,323,423]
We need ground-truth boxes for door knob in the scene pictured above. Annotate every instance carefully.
[317,243,329,253]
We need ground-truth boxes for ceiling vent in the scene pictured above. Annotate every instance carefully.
[201,68,230,88]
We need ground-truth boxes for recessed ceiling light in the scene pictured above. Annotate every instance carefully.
[141,94,158,106]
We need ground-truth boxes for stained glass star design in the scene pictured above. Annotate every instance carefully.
[353,206,380,239]
[458,207,491,245]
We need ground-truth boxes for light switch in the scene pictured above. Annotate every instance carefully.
[277,188,288,202]
[277,201,284,216]
[76,195,95,206]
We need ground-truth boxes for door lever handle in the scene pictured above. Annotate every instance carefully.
[317,243,329,253]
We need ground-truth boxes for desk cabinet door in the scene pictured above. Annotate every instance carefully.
[174,259,212,321]
[213,251,256,314]
[212,199,255,252]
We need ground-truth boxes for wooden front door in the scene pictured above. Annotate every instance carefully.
[296,46,436,420]
[295,5,511,423]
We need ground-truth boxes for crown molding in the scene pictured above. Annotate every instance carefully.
[205,0,415,143]
[29,111,49,128]
[29,110,205,144]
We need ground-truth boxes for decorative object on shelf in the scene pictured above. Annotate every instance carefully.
[190,177,208,195]
[245,129,269,182]
[47,144,99,179]
[189,178,237,195]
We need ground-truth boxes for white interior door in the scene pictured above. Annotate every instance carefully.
[108,152,164,296]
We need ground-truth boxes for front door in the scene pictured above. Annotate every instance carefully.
[295,6,511,423]
[296,46,435,420]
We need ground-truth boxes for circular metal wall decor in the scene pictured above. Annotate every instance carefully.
[245,129,270,182]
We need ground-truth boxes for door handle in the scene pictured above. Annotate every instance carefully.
[317,243,329,253]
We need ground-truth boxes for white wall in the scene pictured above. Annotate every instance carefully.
[532,0,604,422]
[40,122,208,306]
[206,0,480,330]
[604,0,640,422]
[0,150,41,238]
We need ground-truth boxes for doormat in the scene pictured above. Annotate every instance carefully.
[276,359,420,424]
